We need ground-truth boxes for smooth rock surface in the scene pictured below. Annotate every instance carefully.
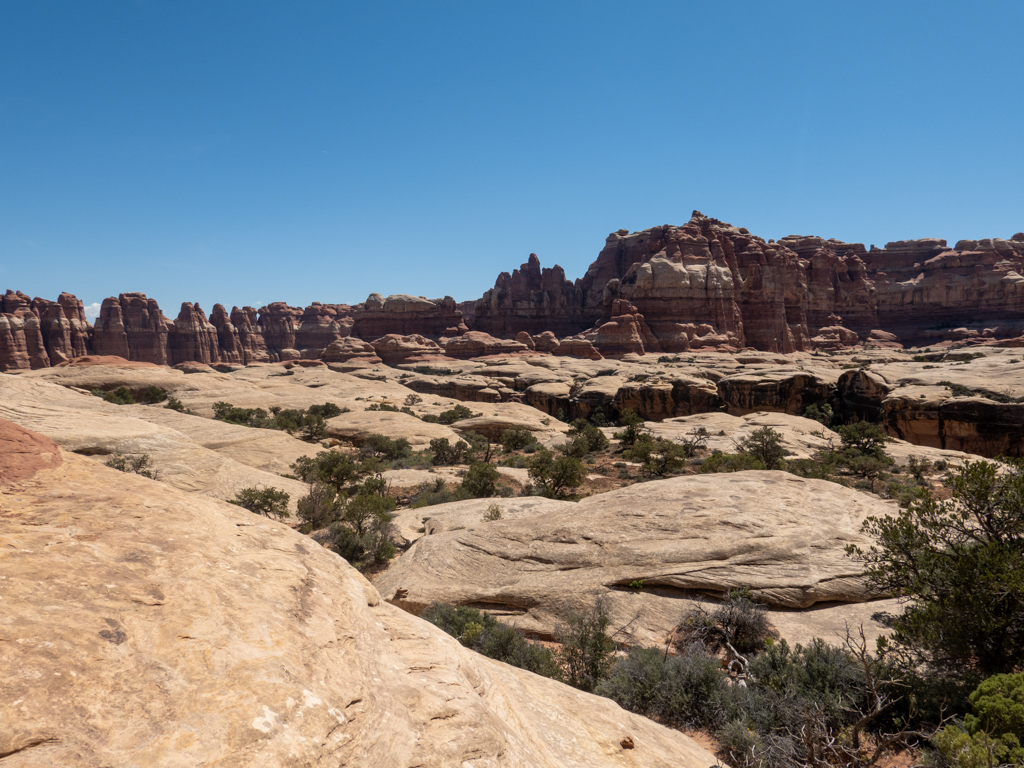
[0,423,717,767]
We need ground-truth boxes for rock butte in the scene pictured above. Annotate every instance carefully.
[0,420,718,767]
[5,212,1024,372]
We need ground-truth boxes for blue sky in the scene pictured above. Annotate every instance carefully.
[2,1,1022,319]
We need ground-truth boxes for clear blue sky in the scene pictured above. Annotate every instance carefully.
[2,1,1022,319]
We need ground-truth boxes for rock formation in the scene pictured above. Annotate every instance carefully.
[376,471,892,646]
[474,253,584,337]
[352,293,466,339]
[474,211,1024,354]
[0,418,717,767]
[4,209,1023,370]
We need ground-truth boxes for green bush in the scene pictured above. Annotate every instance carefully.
[421,603,559,678]
[94,386,135,405]
[429,437,469,466]
[360,434,412,461]
[612,408,648,447]
[850,458,1024,680]
[296,481,341,529]
[598,645,726,729]
[105,453,155,478]
[460,462,500,498]
[228,485,290,519]
[563,419,609,456]
[528,448,586,499]
[737,426,788,470]
[139,385,168,404]
[700,451,766,473]
[622,434,690,477]
[164,396,190,413]
[438,404,475,425]
[802,402,834,426]
[409,478,466,508]
[555,602,615,693]
[500,426,535,453]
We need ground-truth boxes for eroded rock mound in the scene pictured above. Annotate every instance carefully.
[376,471,892,646]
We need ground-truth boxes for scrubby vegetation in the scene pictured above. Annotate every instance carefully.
[105,452,156,478]
[212,400,347,442]
[289,448,398,570]
[228,485,290,519]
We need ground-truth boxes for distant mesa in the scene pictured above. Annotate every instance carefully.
[4,210,1024,372]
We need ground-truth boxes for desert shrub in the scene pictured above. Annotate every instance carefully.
[429,437,469,466]
[213,401,269,427]
[700,451,766,474]
[556,601,615,693]
[460,462,500,498]
[296,481,342,529]
[499,454,529,468]
[482,503,502,522]
[715,716,765,768]
[936,672,1024,767]
[563,419,609,455]
[678,591,772,656]
[803,402,834,426]
[306,402,344,420]
[404,393,422,406]
[94,386,135,405]
[850,458,1024,680]
[438,404,474,424]
[906,455,932,483]
[105,453,155,478]
[528,448,586,499]
[139,385,168,404]
[421,603,559,678]
[622,434,690,477]
[785,456,839,481]
[409,478,465,508]
[291,450,368,493]
[598,645,727,729]
[612,408,648,447]
[836,420,892,458]
[360,434,412,461]
[737,426,788,470]
[228,485,290,519]
[164,396,190,413]
[461,431,497,463]
[500,426,535,453]
[314,484,397,567]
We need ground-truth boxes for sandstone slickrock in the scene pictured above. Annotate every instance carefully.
[375,471,896,647]
[0,422,717,767]
[0,374,311,509]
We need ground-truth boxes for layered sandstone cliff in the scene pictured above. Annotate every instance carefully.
[476,212,1024,355]
[4,213,1022,370]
